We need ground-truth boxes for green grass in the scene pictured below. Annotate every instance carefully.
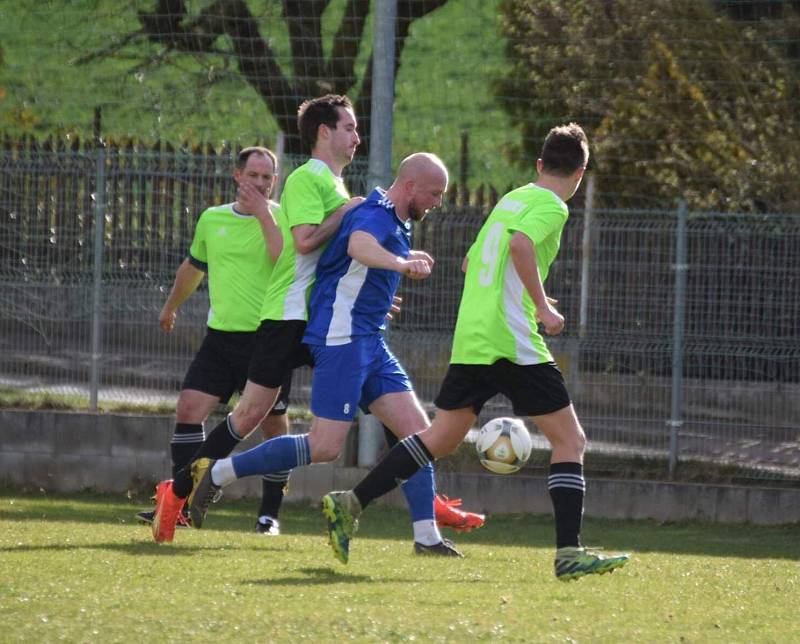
[1,491,797,642]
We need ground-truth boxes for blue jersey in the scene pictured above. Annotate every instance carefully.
[304,188,411,346]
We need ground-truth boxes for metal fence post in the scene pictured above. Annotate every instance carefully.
[89,146,106,410]
[358,0,397,465]
[668,199,688,477]
[367,0,396,192]
[579,173,595,340]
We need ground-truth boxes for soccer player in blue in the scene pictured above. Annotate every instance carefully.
[188,152,464,557]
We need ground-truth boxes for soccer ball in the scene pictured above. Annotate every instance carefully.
[476,417,532,474]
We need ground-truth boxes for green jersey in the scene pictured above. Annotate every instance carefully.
[450,184,569,365]
[260,158,349,321]
[189,201,279,332]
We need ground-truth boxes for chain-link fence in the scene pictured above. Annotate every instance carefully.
[2,140,798,482]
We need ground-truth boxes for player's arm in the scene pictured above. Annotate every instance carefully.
[293,196,364,255]
[238,182,282,262]
[159,258,205,332]
[348,231,431,280]
[508,231,564,335]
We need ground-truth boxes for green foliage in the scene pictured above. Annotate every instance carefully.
[0,1,527,188]
[497,0,800,211]
[1,491,798,641]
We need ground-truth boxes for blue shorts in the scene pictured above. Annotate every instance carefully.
[309,335,412,421]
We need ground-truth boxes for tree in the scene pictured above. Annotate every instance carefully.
[496,0,800,212]
[79,0,449,155]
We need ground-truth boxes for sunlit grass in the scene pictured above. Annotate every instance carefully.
[1,491,797,642]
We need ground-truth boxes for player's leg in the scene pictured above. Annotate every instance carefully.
[360,338,460,551]
[255,412,289,535]
[172,321,296,500]
[147,330,231,538]
[152,324,300,540]
[369,392,460,556]
[495,359,629,580]
[254,367,294,535]
[322,407,475,563]
[321,363,490,562]
[186,340,353,527]
[382,424,484,533]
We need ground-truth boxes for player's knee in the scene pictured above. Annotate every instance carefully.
[310,441,342,463]
[260,414,289,439]
[231,403,269,437]
[568,426,587,457]
[175,395,203,423]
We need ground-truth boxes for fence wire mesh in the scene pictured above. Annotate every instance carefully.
[2,0,800,482]
[1,142,798,482]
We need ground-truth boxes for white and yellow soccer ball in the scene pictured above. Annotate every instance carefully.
[476,417,532,474]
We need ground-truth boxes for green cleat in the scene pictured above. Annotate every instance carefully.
[554,546,630,581]
[321,491,361,565]
[186,458,220,529]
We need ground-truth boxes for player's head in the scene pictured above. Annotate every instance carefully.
[393,152,449,222]
[234,146,277,198]
[537,123,589,199]
[297,94,360,167]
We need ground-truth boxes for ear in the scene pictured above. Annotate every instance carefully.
[536,158,544,174]
[233,168,242,185]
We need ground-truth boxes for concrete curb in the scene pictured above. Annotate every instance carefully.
[1,409,798,525]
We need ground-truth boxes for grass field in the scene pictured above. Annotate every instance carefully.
[1,491,798,643]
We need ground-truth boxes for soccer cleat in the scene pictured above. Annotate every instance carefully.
[554,546,630,581]
[413,538,464,558]
[186,458,220,529]
[434,494,485,532]
[321,491,361,565]
[137,508,190,528]
[255,516,281,536]
[151,480,186,543]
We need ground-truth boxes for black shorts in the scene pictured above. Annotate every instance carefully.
[434,359,571,417]
[247,319,314,389]
[182,328,291,415]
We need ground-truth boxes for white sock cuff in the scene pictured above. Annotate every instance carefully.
[211,458,237,487]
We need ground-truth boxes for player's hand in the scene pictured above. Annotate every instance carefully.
[334,196,365,218]
[400,258,432,280]
[238,182,271,221]
[537,300,564,336]
[386,295,402,321]
[408,250,434,269]
[159,307,177,332]
[534,297,559,322]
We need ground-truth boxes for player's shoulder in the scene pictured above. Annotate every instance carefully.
[508,184,567,217]
[288,159,331,182]
[196,203,233,225]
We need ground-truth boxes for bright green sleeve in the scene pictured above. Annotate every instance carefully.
[508,204,566,246]
[189,211,208,263]
[281,171,327,228]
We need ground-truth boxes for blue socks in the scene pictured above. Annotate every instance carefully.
[231,434,311,479]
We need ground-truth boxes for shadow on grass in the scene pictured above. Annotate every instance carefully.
[0,540,273,557]
[243,567,374,586]
[3,489,799,561]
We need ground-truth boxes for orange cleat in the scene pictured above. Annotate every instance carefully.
[151,479,186,543]
[434,494,485,532]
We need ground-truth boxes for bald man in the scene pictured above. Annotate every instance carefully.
[186,153,465,557]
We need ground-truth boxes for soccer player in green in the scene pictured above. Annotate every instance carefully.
[151,95,363,541]
[142,146,294,538]
[321,123,631,580]
[153,95,482,545]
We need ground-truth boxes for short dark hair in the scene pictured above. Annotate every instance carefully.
[297,94,353,152]
[236,146,277,171]
[540,123,589,176]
